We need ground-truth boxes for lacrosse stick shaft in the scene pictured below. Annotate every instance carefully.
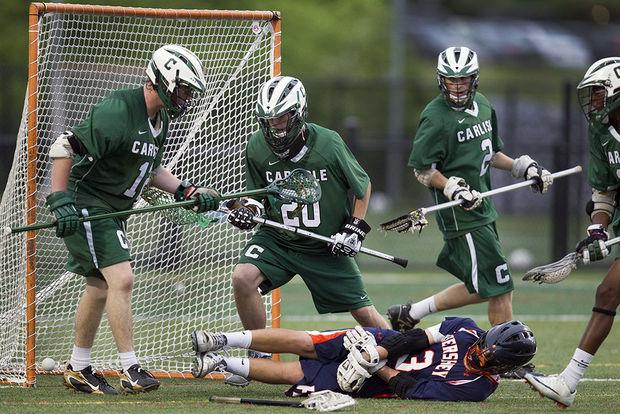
[422,165,582,215]
[209,396,301,407]
[254,217,408,268]
[7,199,201,234]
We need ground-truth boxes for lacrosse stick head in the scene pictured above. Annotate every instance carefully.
[522,252,581,284]
[301,390,356,412]
[379,208,428,234]
[270,168,322,204]
[141,187,215,227]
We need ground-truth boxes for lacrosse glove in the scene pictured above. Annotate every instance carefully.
[175,180,220,213]
[331,217,371,257]
[227,198,265,231]
[576,224,609,265]
[46,191,80,238]
[443,176,482,211]
[511,155,553,193]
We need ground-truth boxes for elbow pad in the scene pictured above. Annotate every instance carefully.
[388,372,417,398]
[590,189,616,220]
[414,168,437,187]
[49,131,79,159]
[379,328,429,357]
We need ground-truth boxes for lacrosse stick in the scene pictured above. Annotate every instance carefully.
[4,168,321,235]
[210,390,356,412]
[252,216,408,268]
[522,235,620,284]
[380,166,582,233]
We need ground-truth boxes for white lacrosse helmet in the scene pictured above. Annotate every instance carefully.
[577,58,620,122]
[436,46,480,109]
[255,76,308,159]
[146,44,206,119]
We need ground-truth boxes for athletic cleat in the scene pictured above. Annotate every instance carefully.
[119,364,160,393]
[500,362,542,379]
[223,371,251,387]
[63,364,118,395]
[192,352,225,378]
[387,303,420,332]
[248,349,272,359]
[524,373,576,409]
[191,330,227,353]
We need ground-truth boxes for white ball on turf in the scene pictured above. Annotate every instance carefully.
[41,357,56,371]
[508,248,534,269]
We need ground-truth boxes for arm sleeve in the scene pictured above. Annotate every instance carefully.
[408,116,446,170]
[403,378,495,401]
[491,108,504,152]
[70,97,130,159]
[333,133,370,199]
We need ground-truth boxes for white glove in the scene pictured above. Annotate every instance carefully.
[443,176,482,211]
[343,326,386,375]
[576,224,610,265]
[337,352,372,392]
[512,155,553,193]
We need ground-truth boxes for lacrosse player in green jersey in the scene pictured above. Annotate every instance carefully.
[525,58,620,408]
[388,47,553,368]
[46,45,220,394]
[208,76,388,365]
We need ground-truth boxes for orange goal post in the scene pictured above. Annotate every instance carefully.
[0,2,281,386]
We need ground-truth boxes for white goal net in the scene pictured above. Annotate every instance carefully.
[0,4,280,385]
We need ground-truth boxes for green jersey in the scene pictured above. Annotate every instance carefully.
[408,93,503,238]
[69,87,169,212]
[586,123,620,192]
[245,123,370,255]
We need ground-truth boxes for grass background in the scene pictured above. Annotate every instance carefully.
[1,266,619,413]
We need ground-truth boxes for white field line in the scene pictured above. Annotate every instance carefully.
[283,314,594,322]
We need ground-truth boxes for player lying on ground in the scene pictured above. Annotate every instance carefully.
[191,317,536,402]
[524,57,620,409]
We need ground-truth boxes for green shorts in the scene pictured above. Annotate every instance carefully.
[238,233,372,314]
[62,207,131,278]
[437,223,514,299]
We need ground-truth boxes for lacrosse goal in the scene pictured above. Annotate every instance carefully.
[0,2,281,386]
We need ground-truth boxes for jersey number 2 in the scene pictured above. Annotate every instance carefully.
[479,138,493,176]
[281,202,321,227]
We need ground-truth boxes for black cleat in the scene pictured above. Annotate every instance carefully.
[500,362,542,379]
[119,364,160,393]
[63,364,118,395]
[387,303,420,332]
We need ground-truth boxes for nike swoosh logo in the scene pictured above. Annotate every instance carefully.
[458,118,466,124]
[360,295,368,300]
[602,140,610,146]
[268,160,279,166]
[138,130,148,135]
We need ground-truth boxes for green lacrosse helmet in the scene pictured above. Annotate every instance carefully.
[436,46,480,109]
[255,76,308,159]
[577,57,620,123]
[146,45,206,119]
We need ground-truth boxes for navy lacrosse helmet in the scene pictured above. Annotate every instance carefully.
[464,320,536,375]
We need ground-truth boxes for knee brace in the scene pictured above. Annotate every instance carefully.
[592,306,617,317]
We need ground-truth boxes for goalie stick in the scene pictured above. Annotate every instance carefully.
[380,166,582,233]
[522,235,620,284]
[209,391,356,412]
[5,168,321,235]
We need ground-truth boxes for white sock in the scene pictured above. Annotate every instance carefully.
[119,351,139,372]
[561,348,593,393]
[225,330,252,348]
[223,356,250,378]
[69,346,91,371]
[409,296,437,320]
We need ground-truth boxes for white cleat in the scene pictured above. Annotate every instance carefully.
[191,330,227,353]
[524,373,576,409]
[191,352,225,378]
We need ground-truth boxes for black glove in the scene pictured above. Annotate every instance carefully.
[228,206,258,230]
[575,224,609,264]
[388,372,417,398]
[175,180,220,213]
[331,217,371,257]
[45,191,80,238]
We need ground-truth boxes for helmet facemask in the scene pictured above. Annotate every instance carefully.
[577,62,620,125]
[438,74,479,109]
[155,74,201,120]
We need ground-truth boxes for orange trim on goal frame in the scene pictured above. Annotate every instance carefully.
[25,2,282,386]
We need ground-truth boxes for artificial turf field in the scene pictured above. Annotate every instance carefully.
[1,268,619,413]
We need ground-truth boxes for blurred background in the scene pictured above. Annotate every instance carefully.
[1,0,619,270]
